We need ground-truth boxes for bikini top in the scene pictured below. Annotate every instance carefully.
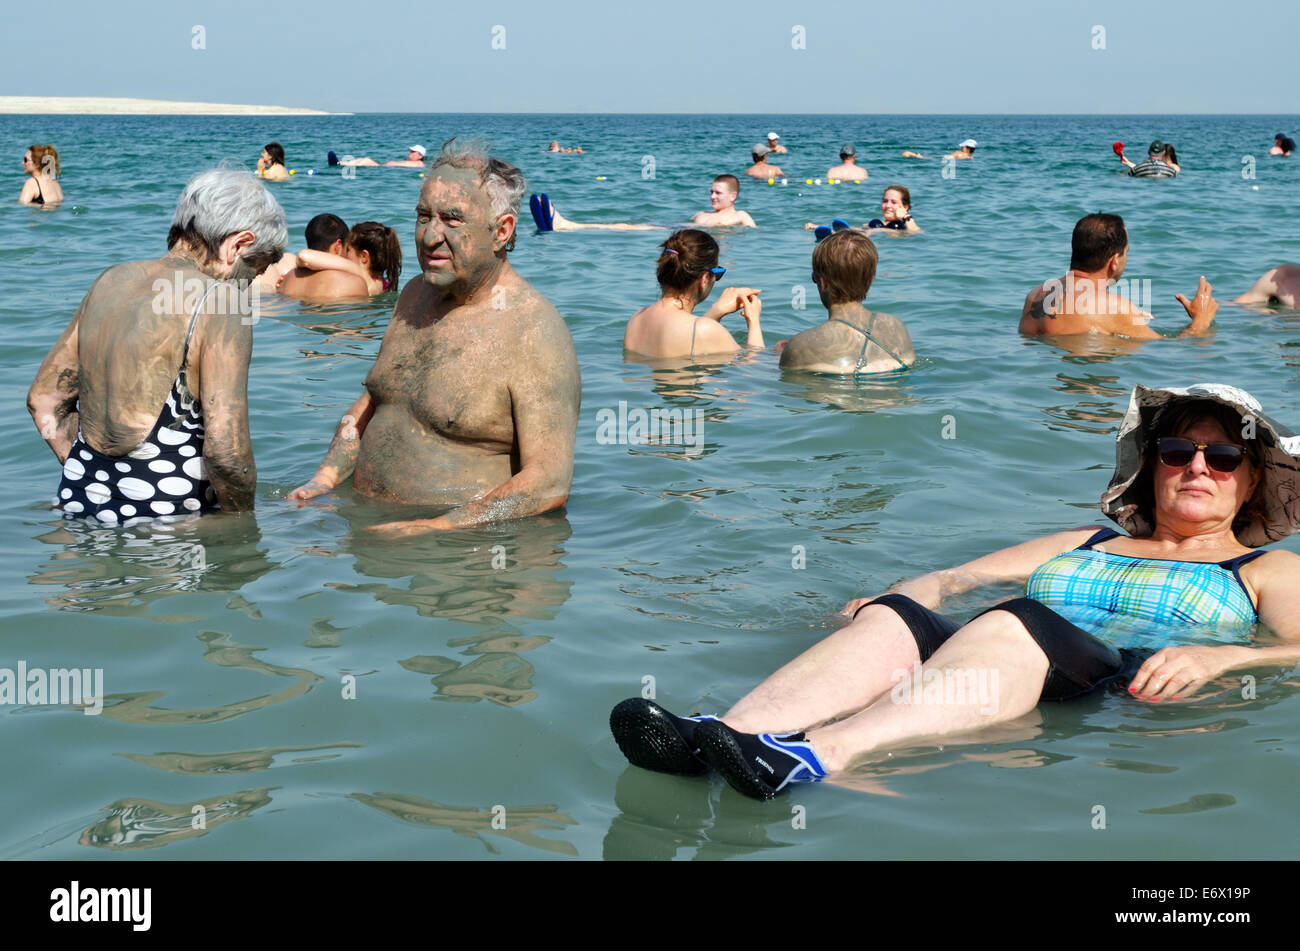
[867,217,906,230]
[1024,528,1264,630]
[32,178,45,205]
[827,315,910,374]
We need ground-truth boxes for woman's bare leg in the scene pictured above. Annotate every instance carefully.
[721,604,921,734]
[807,610,1049,771]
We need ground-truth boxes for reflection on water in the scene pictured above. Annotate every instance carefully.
[119,743,362,775]
[29,514,274,617]
[326,505,572,625]
[399,632,549,706]
[79,787,275,851]
[779,369,920,415]
[602,768,787,860]
[97,630,319,726]
[1042,371,1128,434]
[350,791,577,856]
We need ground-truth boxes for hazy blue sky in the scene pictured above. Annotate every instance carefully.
[6,0,1299,113]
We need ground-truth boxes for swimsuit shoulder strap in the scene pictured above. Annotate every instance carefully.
[1078,527,1121,549]
[181,281,221,370]
[829,315,909,373]
[1218,549,1267,617]
[1218,549,1267,569]
[34,178,44,200]
[690,315,704,360]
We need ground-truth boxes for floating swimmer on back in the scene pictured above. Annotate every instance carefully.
[777,229,915,375]
[805,185,922,239]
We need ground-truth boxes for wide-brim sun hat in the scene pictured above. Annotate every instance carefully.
[1101,383,1300,547]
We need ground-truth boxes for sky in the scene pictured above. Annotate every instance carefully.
[4,0,1299,114]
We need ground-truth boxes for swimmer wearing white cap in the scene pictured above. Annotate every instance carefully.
[340,145,427,168]
[766,132,788,154]
[901,138,977,160]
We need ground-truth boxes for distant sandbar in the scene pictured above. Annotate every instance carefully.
[0,96,338,116]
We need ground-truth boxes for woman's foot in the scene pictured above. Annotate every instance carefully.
[693,720,827,800]
[609,698,718,776]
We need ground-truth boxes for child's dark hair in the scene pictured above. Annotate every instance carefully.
[347,221,401,290]
[656,229,719,292]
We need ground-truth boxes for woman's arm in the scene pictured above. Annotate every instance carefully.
[18,180,38,205]
[842,526,1104,615]
[296,249,368,281]
[1127,550,1300,701]
[28,305,84,462]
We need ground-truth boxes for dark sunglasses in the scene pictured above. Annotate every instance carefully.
[708,266,726,277]
[1156,437,1246,473]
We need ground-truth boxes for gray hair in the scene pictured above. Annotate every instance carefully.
[167,168,288,261]
[430,136,527,249]
[752,144,769,162]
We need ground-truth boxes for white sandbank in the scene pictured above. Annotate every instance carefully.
[0,96,339,115]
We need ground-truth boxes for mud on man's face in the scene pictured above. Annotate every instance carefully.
[416,166,507,296]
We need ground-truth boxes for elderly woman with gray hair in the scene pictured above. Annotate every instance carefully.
[28,168,287,523]
[612,383,1300,800]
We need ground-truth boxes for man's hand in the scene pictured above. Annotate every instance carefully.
[1127,644,1251,701]
[287,475,336,502]
[367,515,453,538]
[1174,275,1218,325]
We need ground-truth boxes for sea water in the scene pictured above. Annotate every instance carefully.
[0,113,1297,860]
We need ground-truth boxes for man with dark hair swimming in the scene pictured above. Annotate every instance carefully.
[1019,213,1217,338]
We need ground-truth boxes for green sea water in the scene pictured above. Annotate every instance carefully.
[1,113,1298,860]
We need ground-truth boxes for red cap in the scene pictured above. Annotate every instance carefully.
[1112,141,1125,155]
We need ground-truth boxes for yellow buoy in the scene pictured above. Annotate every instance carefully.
[289,169,295,175]
[805,179,813,185]
[768,177,774,185]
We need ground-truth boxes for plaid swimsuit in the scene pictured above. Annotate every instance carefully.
[1025,528,1262,631]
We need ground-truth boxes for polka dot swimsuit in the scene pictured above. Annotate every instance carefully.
[56,285,219,524]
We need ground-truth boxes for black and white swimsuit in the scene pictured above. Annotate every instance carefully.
[56,285,219,524]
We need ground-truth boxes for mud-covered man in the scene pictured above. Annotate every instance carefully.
[290,139,580,535]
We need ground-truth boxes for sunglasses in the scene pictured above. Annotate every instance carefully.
[708,266,726,278]
[1156,437,1246,473]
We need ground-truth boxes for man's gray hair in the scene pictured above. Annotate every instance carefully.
[167,168,288,261]
[431,137,527,248]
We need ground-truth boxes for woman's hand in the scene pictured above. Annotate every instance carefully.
[1127,644,1253,701]
[704,286,760,322]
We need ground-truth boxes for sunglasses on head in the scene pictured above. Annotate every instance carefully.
[1156,437,1246,473]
